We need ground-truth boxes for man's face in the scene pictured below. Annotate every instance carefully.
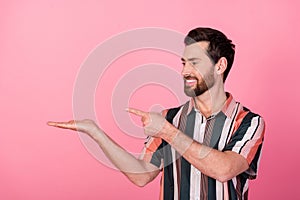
[181,42,215,97]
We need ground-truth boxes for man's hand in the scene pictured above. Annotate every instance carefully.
[47,117,161,184]
[126,108,168,137]
[47,119,101,139]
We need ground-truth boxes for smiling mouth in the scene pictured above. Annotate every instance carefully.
[185,78,197,87]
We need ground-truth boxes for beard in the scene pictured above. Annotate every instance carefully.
[184,72,215,97]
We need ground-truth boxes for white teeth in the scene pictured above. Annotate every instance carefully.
[186,79,196,83]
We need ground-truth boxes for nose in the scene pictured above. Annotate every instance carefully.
[181,62,193,77]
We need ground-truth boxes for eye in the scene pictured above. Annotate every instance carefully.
[191,61,198,66]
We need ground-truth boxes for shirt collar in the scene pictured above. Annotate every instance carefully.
[186,92,237,119]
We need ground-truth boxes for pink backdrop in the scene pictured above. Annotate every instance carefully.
[1,0,299,199]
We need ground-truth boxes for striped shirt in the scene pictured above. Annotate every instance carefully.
[140,93,265,200]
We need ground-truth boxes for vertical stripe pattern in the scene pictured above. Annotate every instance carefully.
[200,117,216,200]
[140,93,265,200]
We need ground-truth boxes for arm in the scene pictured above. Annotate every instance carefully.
[160,122,248,182]
[127,108,263,183]
[47,119,160,187]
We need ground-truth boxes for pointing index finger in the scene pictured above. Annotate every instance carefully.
[126,107,147,117]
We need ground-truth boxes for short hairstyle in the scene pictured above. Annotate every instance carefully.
[184,27,235,82]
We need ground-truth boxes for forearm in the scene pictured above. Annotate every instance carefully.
[125,108,248,182]
[161,123,248,182]
[91,128,159,186]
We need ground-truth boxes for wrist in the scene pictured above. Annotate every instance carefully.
[88,127,104,142]
[160,122,179,142]
[161,126,193,155]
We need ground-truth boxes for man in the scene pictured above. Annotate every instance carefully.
[48,27,265,200]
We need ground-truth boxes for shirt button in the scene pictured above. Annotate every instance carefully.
[196,171,200,175]
[196,197,199,200]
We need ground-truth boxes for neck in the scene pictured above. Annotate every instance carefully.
[193,85,227,118]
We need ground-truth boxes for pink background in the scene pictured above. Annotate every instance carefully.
[1,0,299,199]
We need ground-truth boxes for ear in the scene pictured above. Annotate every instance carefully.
[215,57,227,75]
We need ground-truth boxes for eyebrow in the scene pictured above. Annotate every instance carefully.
[181,57,201,62]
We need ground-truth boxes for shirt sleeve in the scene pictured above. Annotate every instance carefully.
[139,106,183,169]
[139,136,164,169]
[223,112,265,179]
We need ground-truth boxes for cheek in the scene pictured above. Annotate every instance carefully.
[193,65,209,78]
[195,67,216,84]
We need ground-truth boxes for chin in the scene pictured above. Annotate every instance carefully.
[184,86,207,97]
[184,89,197,97]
